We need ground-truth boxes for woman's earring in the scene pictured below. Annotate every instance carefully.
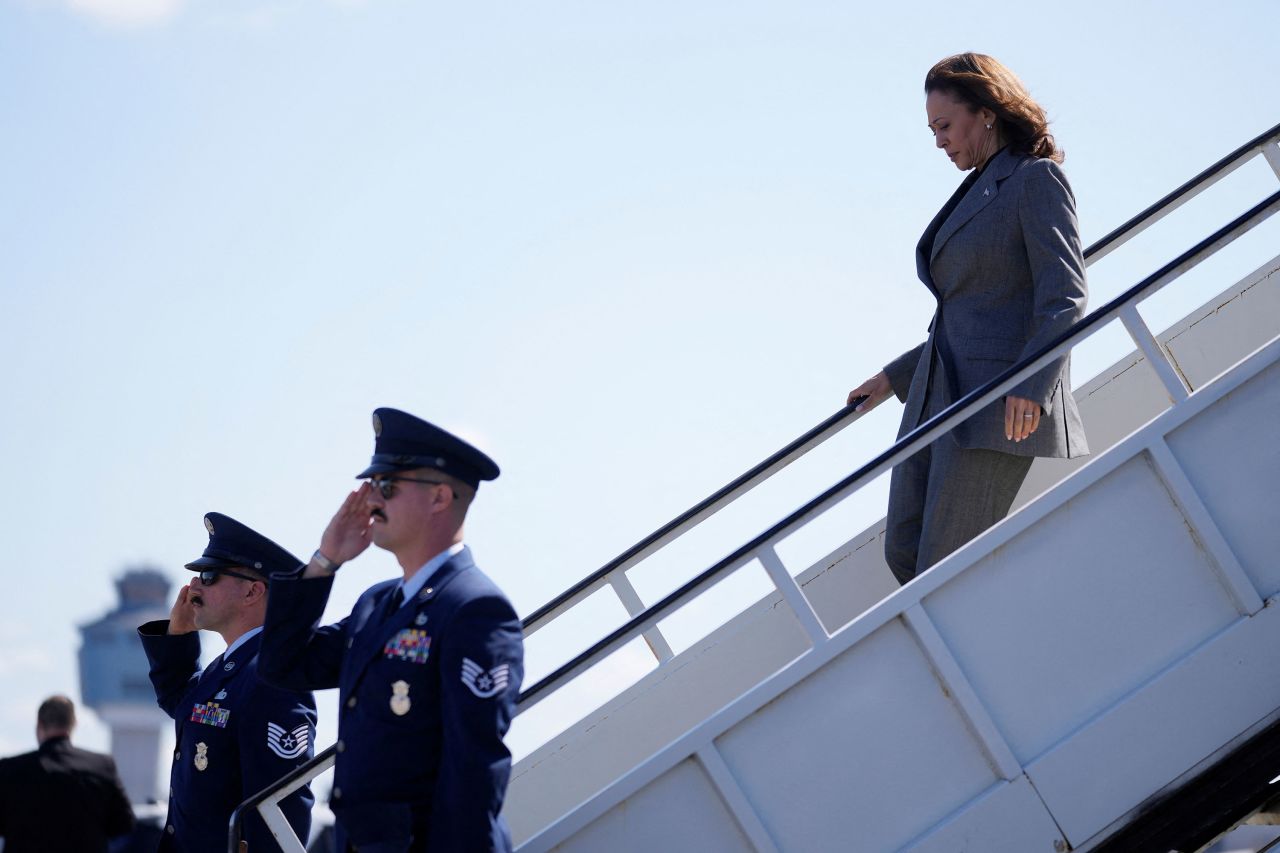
[985,123,992,130]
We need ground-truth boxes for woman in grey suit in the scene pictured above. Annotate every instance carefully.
[847,53,1089,585]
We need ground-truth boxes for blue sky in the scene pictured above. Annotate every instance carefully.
[1,0,1277,778]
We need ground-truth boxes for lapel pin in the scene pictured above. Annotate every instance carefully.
[983,188,990,196]
[414,613,428,627]
[214,689,227,700]
[223,661,236,672]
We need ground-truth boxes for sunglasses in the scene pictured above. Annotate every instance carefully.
[198,569,262,586]
[367,476,455,500]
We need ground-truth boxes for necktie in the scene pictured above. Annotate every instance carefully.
[381,586,404,623]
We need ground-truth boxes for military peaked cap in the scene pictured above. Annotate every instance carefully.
[184,512,301,581]
[355,407,500,488]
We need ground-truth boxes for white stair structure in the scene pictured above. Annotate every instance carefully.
[234,123,1280,853]
[506,124,1280,853]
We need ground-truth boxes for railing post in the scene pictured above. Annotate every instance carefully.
[1119,304,1191,402]
[607,572,676,663]
[1264,143,1280,181]
[757,546,828,646]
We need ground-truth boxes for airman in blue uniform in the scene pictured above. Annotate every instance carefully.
[259,408,524,853]
[140,512,317,853]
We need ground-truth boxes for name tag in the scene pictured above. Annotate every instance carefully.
[190,702,230,728]
[384,629,431,664]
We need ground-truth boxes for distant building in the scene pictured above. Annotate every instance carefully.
[78,568,172,804]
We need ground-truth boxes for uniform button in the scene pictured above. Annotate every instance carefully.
[336,740,345,753]
[166,825,175,835]
[173,751,180,761]
[347,638,354,649]
[346,697,358,709]
[332,787,342,799]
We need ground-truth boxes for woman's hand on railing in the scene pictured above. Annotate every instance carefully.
[847,371,893,413]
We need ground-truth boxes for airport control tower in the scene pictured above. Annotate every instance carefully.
[78,567,173,804]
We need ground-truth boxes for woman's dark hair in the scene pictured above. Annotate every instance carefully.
[925,52,1063,163]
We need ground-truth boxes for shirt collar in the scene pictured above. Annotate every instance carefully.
[397,542,465,608]
[224,625,263,659]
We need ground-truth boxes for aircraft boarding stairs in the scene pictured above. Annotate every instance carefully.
[236,123,1280,853]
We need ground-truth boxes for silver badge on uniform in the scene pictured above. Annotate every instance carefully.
[214,689,227,700]
[390,680,411,716]
[414,612,428,627]
[194,742,209,772]
[223,661,236,672]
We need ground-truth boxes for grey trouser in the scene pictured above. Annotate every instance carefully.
[885,373,1033,586]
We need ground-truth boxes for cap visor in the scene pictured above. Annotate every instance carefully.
[355,462,410,479]
[184,555,242,572]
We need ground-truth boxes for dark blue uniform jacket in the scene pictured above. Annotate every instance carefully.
[139,624,317,853]
[259,547,524,853]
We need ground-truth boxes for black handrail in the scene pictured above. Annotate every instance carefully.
[519,120,1280,637]
[228,744,337,852]
[521,403,866,628]
[1085,121,1280,262]
[517,186,1280,709]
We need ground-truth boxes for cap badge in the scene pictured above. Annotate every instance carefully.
[204,517,216,535]
[194,742,209,772]
[372,413,383,437]
[390,680,411,716]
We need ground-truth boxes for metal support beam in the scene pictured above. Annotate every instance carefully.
[1264,143,1280,181]
[1120,304,1191,402]
[902,605,1023,781]
[1146,440,1263,616]
[696,745,780,853]
[607,572,676,663]
[757,546,828,646]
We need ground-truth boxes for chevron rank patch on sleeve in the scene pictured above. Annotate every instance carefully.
[460,657,511,698]
[266,722,310,760]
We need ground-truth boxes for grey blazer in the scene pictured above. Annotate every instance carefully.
[884,146,1089,458]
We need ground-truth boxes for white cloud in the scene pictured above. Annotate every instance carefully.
[66,0,185,29]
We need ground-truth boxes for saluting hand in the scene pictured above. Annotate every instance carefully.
[306,483,375,578]
[168,583,198,635]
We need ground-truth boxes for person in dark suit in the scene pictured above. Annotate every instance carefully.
[139,513,317,852]
[847,52,1089,585]
[0,694,135,853]
[259,407,524,853]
